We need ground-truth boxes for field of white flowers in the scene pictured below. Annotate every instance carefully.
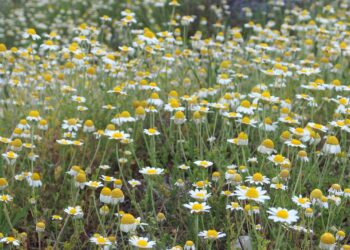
[0,0,350,249]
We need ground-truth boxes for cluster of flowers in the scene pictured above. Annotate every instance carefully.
[0,0,350,249]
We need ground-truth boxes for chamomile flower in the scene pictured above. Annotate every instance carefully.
[328,184,343,196]
[183,202,211,213]
[189,189,211,201]
[139,167,164,175]
[227,132,249,145]
[234,186,270,203]
[28,173,42,187]
[268,154,289,166]
[100,187,112,204]
[270,183,287,190]
[85,181,103,189]
[171,111,187,125]
[0,194,13,203]
[257,139,276,154]
[90,235,111,247]
[198,230,226,240]
[226,202,243,211]
[259,117,278,131]
[2,151,18,164]
[194,160,213,168]
[129,236,156,249]
[62,118,82,132]
[23,28,41,40]
[144,128,160,136]
[319,232,336,250]
[120,213,137,232]
[0,178,8,190]
[64,206,84,218]
[0,236,20,247]
[110,188,125,204]
[128,179,141,188]
[267,207,299,224]
[237,100,255,115]
[246,172,270,185]
[100,175,116,183]
[292,195,311,208]
[322,136,341,154]
[307,122,328,133]
[108,130,130,141]
[285,139,306,148]
[178,164,190,170]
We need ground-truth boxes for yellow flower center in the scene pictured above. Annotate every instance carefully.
[262,91,271,98]
[320,233,335,244]
[120,111,131,118]
[326,136,339,145]
[112,132,123,139]
[275,184,283,189]
[96,237,106,244]
[69,208,77,214]
[291,139,301,145]
[89,181,100,188]
[195,193,204,198]
[111,188,124,198]
[238,132,248,140]
[29,110,40,117]
[137,239,148,247]
[276,210,289,219]
[336,121,345,126]
[144,29,155,39]
[192,203,203,211]
[262,139,274,148]
[274,155,284,163]
[295,128,304,134]
[146,169,157,175]
[196,181,205,188]
[67,119,77,125]
[1,195,8,201]
[231,202,239,208]
[0,178,8,186]
[242,117,250,124]
[339,98,347,105]
[186,241,194,246]
[298,151,307,157]
[264,117,272,124]
[36,222,45,229]
[200,161,208,166]
[101,187,112,196]
[148,128,157,134]
[246,188,259,199]
[252,173,263,182]
[27,29,36,35]
[121,214,136,224]
[314,124,323,129]
[298,198,307,204]
[224,190,232,196]
[11,139,22,147]
[310,189,323,199]
[241,100,251,108]
[6,237,15,242]
[85,120,93,127]
[151,92,159,99]
[331,184,341,190]
[31,173,40,181]
[207,230,218,238]
[174,111,185,119]
[39,119,47,126]
[75,172,86,183]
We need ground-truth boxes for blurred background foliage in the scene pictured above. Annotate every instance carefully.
[0,0,332,48]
